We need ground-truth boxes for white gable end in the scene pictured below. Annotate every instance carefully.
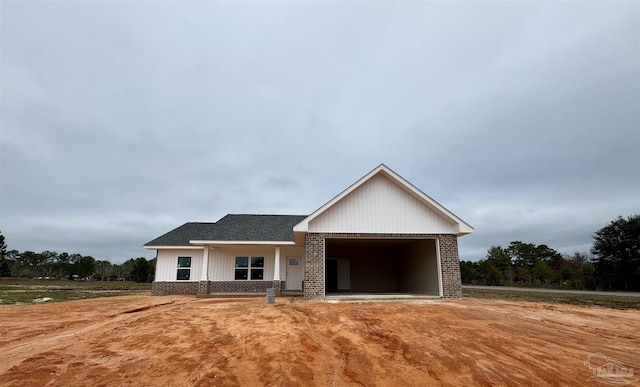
[308,173,457,234]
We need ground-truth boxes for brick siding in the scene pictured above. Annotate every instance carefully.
[304,233,325,300]
[152,281,199,295]
[197,281,210,295]
[152,280,282,296]
[438,234,463,298]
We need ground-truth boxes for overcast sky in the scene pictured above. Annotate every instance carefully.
[1,1,638,263]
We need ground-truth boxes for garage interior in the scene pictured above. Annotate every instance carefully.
[325,238,440,296]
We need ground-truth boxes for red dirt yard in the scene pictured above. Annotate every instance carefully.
[0,295,638,386]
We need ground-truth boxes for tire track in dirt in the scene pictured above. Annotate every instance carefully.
[0,299,192,374]
[1,296,638,386]
[284,305,347,387]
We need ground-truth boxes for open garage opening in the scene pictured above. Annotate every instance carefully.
[325,238,441,296]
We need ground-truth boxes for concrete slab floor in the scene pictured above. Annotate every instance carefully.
[325,293,440,301]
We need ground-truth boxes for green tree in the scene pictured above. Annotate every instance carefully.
[0,260,11,277]
[485,245,513,285]
[4,250,22,277]
[117,259,136,281]
[532,261,553,286]
[0,231,9,277]
[508,242,560,285]
[483,265,503,286]
[20,251,47,277]
[591,215,640,291]
[0,231,7,260]
[93,260,113,281]
[460,261,481,284]
[39,251,58,277]
[508,241,540,268]
[129,257,154,283]
[56,252,72,279]
[72,256,96,279]
[478,259,503,286]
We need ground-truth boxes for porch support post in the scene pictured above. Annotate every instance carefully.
[197,246,210,296]
[273,246,282,294]
[274,246,281,281]
[200,246,209,281]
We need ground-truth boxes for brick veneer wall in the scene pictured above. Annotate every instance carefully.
[197,281,210,295]
[303,233,463,300]
[208,280,276,293]
[152,280,283,296]
[304,233,325,300]
[438,234,463,298]
[152,281,199,295]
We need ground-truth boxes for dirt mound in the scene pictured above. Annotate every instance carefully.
[0,295,638,386]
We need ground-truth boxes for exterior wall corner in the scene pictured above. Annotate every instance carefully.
[304,233,325,300]
[438,234,462,298]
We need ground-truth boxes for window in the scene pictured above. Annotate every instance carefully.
[177,256,191,280]
[235,256,264,280]
[235,257,248,280]
[251,256,264,280]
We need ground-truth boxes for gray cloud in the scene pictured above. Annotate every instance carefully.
[1,1,638,263]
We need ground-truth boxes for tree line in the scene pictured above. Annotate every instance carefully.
[461,215,640,291]
[0,233,155,283]
[1,214,637,289]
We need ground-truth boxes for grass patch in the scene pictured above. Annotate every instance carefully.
[0,279,152,305]
[463,288,640,310]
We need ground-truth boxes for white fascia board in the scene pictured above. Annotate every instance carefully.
[189,240,296,246]
[293,164,474,234]
[144,246,205,250]
[455,223,474,236]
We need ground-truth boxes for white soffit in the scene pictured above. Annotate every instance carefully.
[144,246,205,250]
[189,240,296,246]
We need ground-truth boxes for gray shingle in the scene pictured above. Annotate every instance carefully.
[144,223,217,246]
[144,214,308,246]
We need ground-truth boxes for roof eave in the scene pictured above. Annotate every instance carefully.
[144,245,205,250]
[189,240,296,246]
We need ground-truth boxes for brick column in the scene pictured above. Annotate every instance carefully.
[197,281,210,295]
[272,280,282,294]
[304,233,325,300]
[439,234,462,298]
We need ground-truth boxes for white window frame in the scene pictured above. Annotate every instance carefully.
[177,256,191,280]
[234,256,264,280]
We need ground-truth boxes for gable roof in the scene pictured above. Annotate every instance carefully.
[293,164,474,236]
[145,214,307,247]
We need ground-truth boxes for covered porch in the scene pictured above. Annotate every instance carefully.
[191,242,305,295]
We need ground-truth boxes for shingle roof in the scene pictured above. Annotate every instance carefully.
[144,223,218,247]
[144,214,308,246]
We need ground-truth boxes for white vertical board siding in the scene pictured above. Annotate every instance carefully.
[208,246,276,281]
[155,249,203,281]
[309,174,456,234]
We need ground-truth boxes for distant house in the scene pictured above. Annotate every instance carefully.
[144,164,473,300]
